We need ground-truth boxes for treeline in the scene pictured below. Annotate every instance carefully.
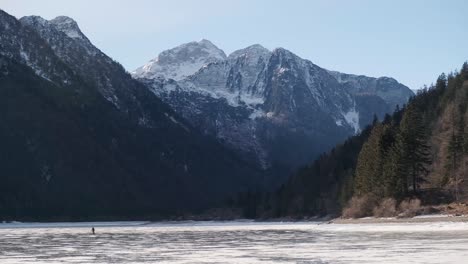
[228,119,373,218]
[347,63,468,217]
[231,62,468,219]
[354,89,435,199]
[0,56,264,221]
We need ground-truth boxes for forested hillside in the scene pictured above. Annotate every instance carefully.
[0,10,264,221]
[236,62,468,219]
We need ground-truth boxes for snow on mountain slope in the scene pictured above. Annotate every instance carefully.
[133,39,227,81]
[133,40,412,174]
[328,70,414,108]
[49,16,87,40]
[21,15,138,108]
[20,15,98,57]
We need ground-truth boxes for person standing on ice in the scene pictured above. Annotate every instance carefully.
[91,227,95,235]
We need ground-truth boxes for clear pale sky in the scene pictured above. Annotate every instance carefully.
[2,0,468,89]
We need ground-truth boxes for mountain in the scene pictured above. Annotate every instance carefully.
[133,41,414,179]
[328,71,415,108]
[133,39,227,81]
[0,10,263,220]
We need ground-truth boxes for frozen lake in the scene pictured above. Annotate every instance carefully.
[1,221,468,263]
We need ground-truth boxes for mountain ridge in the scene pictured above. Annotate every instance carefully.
[135,40,412,91]
[133,40,413,174]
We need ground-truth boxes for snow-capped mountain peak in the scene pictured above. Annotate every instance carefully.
[228,44,270,61]
[20,16,89,43]
[132,39,227,81]
[134,41,413,170]
[19,15,47,26]
[270,47,304,65]
[20,15,95,55]
[49,16,86,40]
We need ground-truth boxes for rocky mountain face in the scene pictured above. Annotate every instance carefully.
[0,10,263,219]
[328,71,414,108]
[133,39,227,81]
[134,41,414,177]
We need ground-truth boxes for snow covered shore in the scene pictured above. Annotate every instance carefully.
[332,214,468,224]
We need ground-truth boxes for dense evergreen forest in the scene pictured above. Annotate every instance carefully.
[0,57,267,221]
[234,62,468,219]
[0,8,266,221]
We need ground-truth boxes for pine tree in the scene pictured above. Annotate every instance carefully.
[398,105,431,193]
[382,125,407,198]
[436,73,447,91]
[461,62,468,81]
[354,123,385,197]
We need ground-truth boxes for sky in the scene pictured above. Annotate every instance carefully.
[2,0,468,90]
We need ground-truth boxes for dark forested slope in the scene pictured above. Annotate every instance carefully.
[0,10,263,220]
[239,62,468,219]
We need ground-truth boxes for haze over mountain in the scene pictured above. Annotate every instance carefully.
[133,40,413,177]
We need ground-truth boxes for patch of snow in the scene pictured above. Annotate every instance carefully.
[136,41,271,111]
[323,222,468,233]
[19,50,29,63]
[159,78,264,110]
[249,108,265,120]
[228,44,270,60]
[49,16,84,40]
[161,82,178,94]
[240,94,265,106]
[103,93,120,108]
[413,214,458,219]
[164,113,189,132]
[169,115,179,125]
[19,47,52,82]
[142,59,211,81]
[343,106,360,133]
[63,29,81,39]
[278,67,288,74]
[133,39,226,81]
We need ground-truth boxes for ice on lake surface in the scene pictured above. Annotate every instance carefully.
[1,221,468,263]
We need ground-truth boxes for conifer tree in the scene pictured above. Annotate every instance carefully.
[354,123,385,197]
[398,105,431,193]
[436,73,447,91]
[381,124,407,198]
[461,62,468,81]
